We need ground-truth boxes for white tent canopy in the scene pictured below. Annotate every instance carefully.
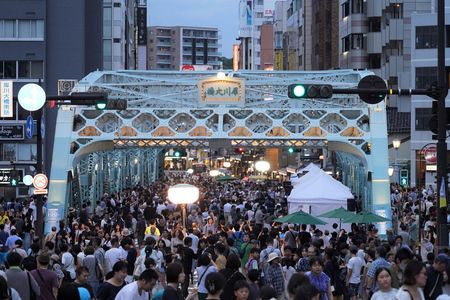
[287,164,354,229]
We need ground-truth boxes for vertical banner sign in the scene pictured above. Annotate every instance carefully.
[439,176,447,208]
[137,7,147,45]
[0,81,13,118]
[233,44,239,71]
[246,0,252,26]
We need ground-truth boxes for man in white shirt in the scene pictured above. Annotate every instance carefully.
[105,238,123,273]
[115,269,159,300]
[223,201,232,225]
[346,246,365,300]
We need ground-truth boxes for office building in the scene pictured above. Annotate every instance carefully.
[0,0,103,199]
[274,0,339,70]
[147,26,222,70]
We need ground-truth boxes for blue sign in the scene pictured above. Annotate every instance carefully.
[26,115,34,139]
[40,115,45,138]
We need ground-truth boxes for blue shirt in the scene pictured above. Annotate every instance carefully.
[367,257,391,291]
[5,235,21,250]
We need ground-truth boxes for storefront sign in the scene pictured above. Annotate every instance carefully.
[0,81,13,118]
[0,124,24,140]
[198,77,245,106]
[423,144,437,164]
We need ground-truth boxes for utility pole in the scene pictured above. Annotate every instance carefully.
[436,0,449,249]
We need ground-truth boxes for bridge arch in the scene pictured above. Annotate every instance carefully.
[46,70,391,233]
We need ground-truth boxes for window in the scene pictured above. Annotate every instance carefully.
[18,144,37,161]
[0,61,43,79]
[113,38,120,43]
[369,18,381,32]
[4,61,16,78]
[0,19,44,39]
[103,8,112,38]
[351,0,364,14]
[416,26,437,49]
[351,33,364,49]
[415,108,433,131]
[342,1,350,18]
[416,67,437,89]
[368,54,381,68]
[113,2,121,7]
[18,61,30,78]
[341,36,350,52]
[0,144,16,161]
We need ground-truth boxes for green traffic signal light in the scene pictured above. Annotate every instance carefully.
[10,178,17,186]
[95,99,107,110]
[288,147,295,154]
[292,85,306,98]
[174,151,181,157]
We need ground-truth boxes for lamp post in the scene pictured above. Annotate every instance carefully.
[393,139,401,184]
[167,184,199,229]
[18,83,46,243]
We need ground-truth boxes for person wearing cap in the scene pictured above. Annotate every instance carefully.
[424,253,449,300]
[264,252,285,299]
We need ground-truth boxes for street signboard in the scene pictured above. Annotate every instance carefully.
[0,169,23,185]
[33,173,48,189]
[26,115,34,139]
[0,80,13,117]
[0,124,24,140]
[40,114,45,138]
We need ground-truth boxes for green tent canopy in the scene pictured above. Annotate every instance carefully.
[275,210,327,225]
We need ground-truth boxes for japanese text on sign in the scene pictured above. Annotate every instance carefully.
[0,81,13,118]
[198,77,245,106]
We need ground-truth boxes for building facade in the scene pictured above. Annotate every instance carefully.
[274,0,339,71]
[0,0,103,199]
[103,0,137,70]
[147,26,221,70]
[237,0,275,70]
[410,7,450,187]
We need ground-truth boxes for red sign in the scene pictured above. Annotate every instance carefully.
[423,145,437,164]
[181,65,195,71]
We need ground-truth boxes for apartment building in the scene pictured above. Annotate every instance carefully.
[147,26,221,70]
[275,0,339,70]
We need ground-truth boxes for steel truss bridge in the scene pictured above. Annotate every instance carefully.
[46,70,391,232]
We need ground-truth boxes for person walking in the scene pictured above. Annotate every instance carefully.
[396,260,427,300]
[30,254,59,300]
[5,252,40,300]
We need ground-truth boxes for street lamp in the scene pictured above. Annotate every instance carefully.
[209,169,220,177]
[18,83,46,244]
[388,166,394,177]
[254,160,270,173]
[223,161,231,168]
[393,139,401,184]
[167,184,200,229]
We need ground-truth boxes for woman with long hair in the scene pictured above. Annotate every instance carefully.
[204,272,227,300]
[197,253,218,300]
[396,260,427,300]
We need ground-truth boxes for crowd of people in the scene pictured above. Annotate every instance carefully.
[0,174,449,300]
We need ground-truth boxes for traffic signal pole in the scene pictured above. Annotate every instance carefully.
[436,0,449,249]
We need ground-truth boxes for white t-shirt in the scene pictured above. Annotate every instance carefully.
[347,256,364,284]
[370,288,397,300]
[396,288,425,300]
[105,247,123,272]
[115,281,149,300]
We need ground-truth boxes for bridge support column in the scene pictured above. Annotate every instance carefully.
[369,106,392,235]
[46,109,75,233]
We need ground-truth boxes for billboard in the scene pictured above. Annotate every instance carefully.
[264,0,276,17]
[137,7,147,45]
[198,77,245,106]
[239,0,252,38]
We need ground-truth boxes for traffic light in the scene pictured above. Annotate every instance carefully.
[95,99,128,110]
[400,169,409,187]
[235,147,245,155]
[288,147,301,153]
[9,170,19,186]
[288,84,333,99]
[173,149,187,157]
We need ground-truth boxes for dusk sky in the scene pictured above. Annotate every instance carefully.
[148,0,240,58]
